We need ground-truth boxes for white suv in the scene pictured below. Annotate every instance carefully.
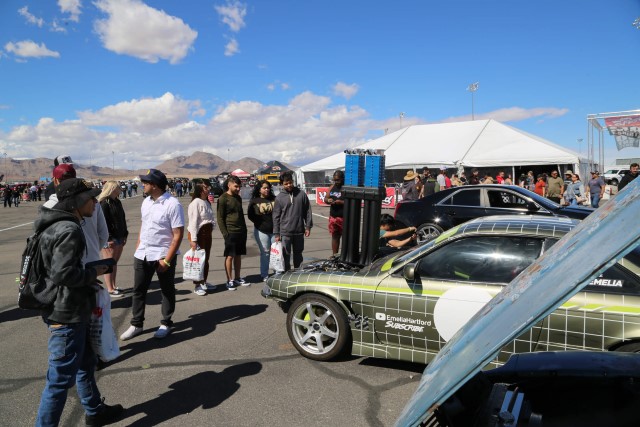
[603,167,630,186]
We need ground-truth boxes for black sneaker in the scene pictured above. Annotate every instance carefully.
[85,399,124,426]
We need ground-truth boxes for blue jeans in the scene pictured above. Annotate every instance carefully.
[36,322,103,426]
[253,229,274,278]
[591,193,600,208]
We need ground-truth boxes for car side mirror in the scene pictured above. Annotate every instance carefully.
[527,201,539,212]
[403,263,416,282]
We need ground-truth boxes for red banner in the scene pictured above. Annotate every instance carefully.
[315,187,397,208]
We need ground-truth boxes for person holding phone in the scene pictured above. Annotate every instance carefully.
[98,181,129,297]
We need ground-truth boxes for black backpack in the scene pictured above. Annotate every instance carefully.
[18,220,77,310]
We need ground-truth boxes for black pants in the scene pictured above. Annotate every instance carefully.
[130,257,176,328]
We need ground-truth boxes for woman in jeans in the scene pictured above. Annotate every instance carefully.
[564,173,587,206]
[248,180,275,281]
[188,181,216,296]
[98,181,129,297]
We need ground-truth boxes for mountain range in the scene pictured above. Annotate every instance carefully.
[1,152,293,182]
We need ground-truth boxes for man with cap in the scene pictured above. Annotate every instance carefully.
[44,165,110,281]
[120,169,184,340]
[35,178,123,426]
[44,155,74,200]
[586,170,606,208]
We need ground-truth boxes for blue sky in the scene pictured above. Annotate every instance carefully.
[1,0,639,170]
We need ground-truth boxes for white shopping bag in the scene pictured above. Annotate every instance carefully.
[89,285,120,362]
[269,241,285,272]
[182,248,206,281]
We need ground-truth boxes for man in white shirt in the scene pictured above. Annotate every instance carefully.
[120,169,184,340]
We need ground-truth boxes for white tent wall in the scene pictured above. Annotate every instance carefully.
[296,120,586,187]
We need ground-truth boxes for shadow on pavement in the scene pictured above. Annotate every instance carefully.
[123,362,262,426]
[0,306,40,323]
[101,304,268,368]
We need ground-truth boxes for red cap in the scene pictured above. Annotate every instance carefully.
[52,164,76,180]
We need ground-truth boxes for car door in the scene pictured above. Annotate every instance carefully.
[435,188,485,227]
[372,235,544,360]
[485,188,551,217]
[538,245,640,353]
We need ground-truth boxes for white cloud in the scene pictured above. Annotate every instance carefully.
[58,0,82,22]
[0,91,570,168]
[78,92,198,131]
[333,82,359,100]
[224,38,240,56]
[18,6,44,27]
[215,1,247,32]
[51,19,68,33]
[281,83,290,90]
[94,0,198,64]
[4,40,60,59]
[267,83,275,91]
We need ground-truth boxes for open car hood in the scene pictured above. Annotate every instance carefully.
[396,179,640,427]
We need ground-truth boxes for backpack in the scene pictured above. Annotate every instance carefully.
[18,219,77,310]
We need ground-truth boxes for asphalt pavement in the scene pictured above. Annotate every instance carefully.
[0,193,422,427]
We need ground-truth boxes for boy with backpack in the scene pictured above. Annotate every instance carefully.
[31,178,123,426]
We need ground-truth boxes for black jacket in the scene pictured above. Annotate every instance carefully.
[618,172,638,191]
[36,207,98,324]
[100,197,129,240]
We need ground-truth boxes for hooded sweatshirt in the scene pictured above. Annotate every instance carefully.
[273,187,313,236]
[35,206,98,324]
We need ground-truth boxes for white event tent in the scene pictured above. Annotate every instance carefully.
[296,119,589,186]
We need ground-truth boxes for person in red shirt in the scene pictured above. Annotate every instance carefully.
[495,171,505,184]
[534,174,546,197]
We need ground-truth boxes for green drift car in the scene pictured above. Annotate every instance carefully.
[262,215,640,365]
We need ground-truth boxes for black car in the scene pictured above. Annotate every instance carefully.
[394,185,594,244]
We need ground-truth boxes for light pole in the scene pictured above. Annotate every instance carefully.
[2,152,6,183]
[467,82,479,120]
[112,151,115,176]
[399,112,405,129]
[227,148,230,164]
[577,138,583,154]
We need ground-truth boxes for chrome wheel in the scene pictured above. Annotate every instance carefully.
[286,294,349,361]
[416,223,444,244]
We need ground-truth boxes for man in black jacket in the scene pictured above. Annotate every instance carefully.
[618,163,638,191]
[35,178,123,426]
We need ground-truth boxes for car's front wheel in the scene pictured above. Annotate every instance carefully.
[416,223,444,244]
[286,294,350,361]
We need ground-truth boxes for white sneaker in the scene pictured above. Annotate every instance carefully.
[154,325,171,339]
[204,282,217,290]
[120,325,143,341]
[194,287,206,296]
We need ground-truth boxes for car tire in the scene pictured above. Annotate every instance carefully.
[416,223,444,244]
[613,342,640,353]
[286,294,350,361]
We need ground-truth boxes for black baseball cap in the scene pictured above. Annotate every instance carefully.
[139,169,168,187]
[55,178,100,211]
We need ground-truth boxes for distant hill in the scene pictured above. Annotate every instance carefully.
[1,152,296,182]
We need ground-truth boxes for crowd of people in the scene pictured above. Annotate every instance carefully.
[25,154,314,426]
[399,164,640,208]
[17,151,639,426]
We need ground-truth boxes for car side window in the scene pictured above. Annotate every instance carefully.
[487,190,529,209]
[417,236,543,283]
[440,189,481,206]
[585,246,640,295]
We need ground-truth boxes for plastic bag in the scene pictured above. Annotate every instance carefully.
[89,285,120,362]
[269,241,285,272]
[183,248,206,281]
